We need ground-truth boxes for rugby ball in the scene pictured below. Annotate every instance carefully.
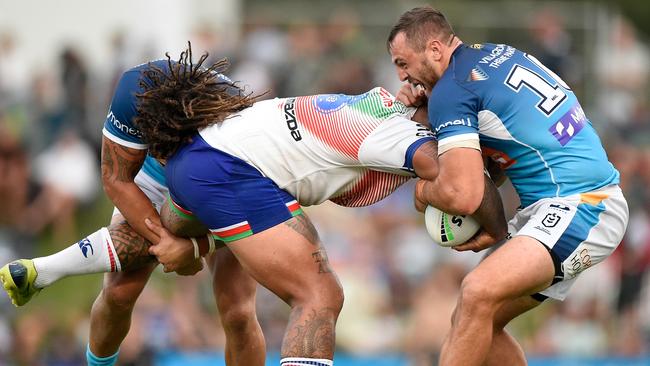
[424,205,480,247]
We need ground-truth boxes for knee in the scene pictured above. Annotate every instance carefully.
[219,302,257,333]
[305,278,345,316]
[327,280,344,314]
[99,284,140,314]
[457,273,500,315]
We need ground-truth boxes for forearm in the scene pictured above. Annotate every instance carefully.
[472,175,508,240]
[416,147,486,215]
[104,181,161,244]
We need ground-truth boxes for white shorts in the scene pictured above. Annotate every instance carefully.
[111,170,169,216]
[509,185,628,300]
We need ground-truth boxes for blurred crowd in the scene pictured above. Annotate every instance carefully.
[1,3,650,366]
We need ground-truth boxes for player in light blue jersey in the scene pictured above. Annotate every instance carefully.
[388,6,628,366]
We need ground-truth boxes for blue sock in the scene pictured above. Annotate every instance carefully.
[86,344,119,366]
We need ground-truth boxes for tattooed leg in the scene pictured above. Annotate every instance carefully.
[224,213,343,360]
[22,220,157,290]
[108,220,157,271]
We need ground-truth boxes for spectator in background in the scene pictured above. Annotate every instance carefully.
[230,22,287,97]
[29,129,99,243]
[527,8,573,80]
[596,16,650,142]
[0,123,43,257]
[60,47,94,148]
[0,32,30,105]
[275,22,330,96]
[403,264,464,366]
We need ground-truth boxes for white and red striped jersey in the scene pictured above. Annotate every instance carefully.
[198,87,434,207]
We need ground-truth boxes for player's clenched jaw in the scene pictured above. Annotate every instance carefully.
[387,6,459,94]
[389,32,439,95]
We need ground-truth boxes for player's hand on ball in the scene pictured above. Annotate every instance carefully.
[453,229,500,252]
[175,258,204,276]
[145,218,197,273]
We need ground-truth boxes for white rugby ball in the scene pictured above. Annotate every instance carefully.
[424,205,480,247]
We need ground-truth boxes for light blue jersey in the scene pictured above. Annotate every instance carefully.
[429,43,619,207]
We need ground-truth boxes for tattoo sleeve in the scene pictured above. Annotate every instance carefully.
[281,306,336,359]
[473,174,508,240]
[108,220,157,270]
[101,137,147,183]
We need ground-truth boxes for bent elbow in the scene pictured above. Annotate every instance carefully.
[102,179,118,201]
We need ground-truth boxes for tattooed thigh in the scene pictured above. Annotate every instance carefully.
[108,220,157,271]
[283,214,332,274]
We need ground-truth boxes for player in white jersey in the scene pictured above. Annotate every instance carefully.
[388,7,628,366]
[130,50,507,366]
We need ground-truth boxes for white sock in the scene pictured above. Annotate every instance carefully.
[33,228,121,288]
[280,357,333,366]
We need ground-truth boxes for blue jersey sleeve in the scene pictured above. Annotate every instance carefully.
[428,77,480,154]
[102,68,147,149]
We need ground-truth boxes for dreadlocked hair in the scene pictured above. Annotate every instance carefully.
[134,43,259,160]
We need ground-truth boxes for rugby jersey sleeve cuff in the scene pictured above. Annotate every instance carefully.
[438,133,480,155]
[103,128,149,150]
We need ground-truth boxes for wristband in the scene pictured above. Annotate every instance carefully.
[207,234,216,255]
[190,237,200,259]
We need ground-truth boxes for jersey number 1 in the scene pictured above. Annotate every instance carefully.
[505,54,569,116]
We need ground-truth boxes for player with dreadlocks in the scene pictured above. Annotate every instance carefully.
[0,44,270,366]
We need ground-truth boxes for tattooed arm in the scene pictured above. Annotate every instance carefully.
[101,136,160,244]
[102,137,204,274]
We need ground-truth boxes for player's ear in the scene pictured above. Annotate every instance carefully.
[427,39,444,61]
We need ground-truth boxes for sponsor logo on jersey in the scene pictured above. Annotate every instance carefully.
[415,123,435,138]
[549,203,571,212]
[542,212,561,228]
[549,102,586,146]
[283,98,302,141]
[378,88,394,107]
[568,248,592,277]
[434,117,472,133]
[107,110,142,138]
[78,238,94,258]
[468,66,489,81]
[482,146,516,169]
[478,44,516,69]
[314,94,349,114]
[469,43,483,49]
